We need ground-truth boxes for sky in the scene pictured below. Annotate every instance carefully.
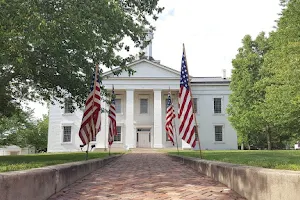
[29,0,282,119]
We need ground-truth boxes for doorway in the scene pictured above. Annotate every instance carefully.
[137,128,151,148]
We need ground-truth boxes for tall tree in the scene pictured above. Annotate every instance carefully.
[259,0,300,147]
[0,0,164,117]
[227,33,270,149]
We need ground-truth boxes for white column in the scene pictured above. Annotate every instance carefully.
[96,101,108,149]
[125,89,135,149]
[153,89,163,148]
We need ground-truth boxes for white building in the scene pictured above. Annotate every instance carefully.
[47,58,237,152]
[0,145,35,156]
[47,34,237,152]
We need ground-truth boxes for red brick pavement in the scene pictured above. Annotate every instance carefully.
[48,153,245,200]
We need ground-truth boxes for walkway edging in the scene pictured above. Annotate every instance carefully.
[169,154,300,200]
[0,154,122,200]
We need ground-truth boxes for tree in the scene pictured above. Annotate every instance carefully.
[227,33,270,149]
[0,0,164,117]
[0,110,33,146]
[258,0,300,147]
[0,110,48,151]
[229,0,300,150]
[25,115,48,152]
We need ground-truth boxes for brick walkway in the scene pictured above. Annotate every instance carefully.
[49,153,245,200]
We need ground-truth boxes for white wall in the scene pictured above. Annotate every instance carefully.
[191,85,237,150]
[47,101,84,152]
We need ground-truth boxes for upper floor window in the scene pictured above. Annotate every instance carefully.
[193,98,198,113]
[63,126,71,142]
[115,99,121,113]
[140,98,148,114]
[214,98,222,113]
[64,98,74,113]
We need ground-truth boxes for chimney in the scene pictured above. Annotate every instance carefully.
[222,69,226,79]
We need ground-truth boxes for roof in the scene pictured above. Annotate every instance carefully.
[191,77,230,84]
[102,58,181,77]
[103,58,230,84]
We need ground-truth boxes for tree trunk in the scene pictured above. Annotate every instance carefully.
[266,127,272,150]
[241,143,244,150]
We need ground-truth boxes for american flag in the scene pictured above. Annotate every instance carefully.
[108,86,117,146]
[178,47,196,148]
[79,64,101,146]
[165,91,175,145]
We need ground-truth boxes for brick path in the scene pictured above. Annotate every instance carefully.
[49,153,245,200]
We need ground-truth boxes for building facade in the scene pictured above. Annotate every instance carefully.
[47,59,237,152]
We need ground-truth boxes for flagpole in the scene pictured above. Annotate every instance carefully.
[85,142,90,160]
[183,43,203,159]
[169,88,180,155]
[108,126,110,156]
[104,108,107,151]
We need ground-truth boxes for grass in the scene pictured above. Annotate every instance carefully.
[167,150,300,171]
[0,152,121,172]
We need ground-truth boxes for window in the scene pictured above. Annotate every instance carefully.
[114,126,121,142]
[193,98,198,113]
[115,99,121,113]
[63,126,71,142]
[140,98,148,114]
[214,98,222,113]
[215,125,223,141]
[64,98,74,113]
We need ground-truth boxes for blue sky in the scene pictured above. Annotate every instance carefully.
[29,0,282,118]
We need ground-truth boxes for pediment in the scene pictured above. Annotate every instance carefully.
[103,59,180,79]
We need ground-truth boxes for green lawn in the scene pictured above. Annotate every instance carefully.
[0,152,121,172]
[167,150,300,171]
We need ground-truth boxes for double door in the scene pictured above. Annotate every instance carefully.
[137,131,151,148]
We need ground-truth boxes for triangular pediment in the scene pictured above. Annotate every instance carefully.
[103,59,180,79]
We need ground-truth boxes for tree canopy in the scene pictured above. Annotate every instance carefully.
[0,0,163,117]
[228,0,300,149]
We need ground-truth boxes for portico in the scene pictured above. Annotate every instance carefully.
[97,87,178,149]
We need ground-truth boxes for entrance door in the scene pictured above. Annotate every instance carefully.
[137,131,151,148]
